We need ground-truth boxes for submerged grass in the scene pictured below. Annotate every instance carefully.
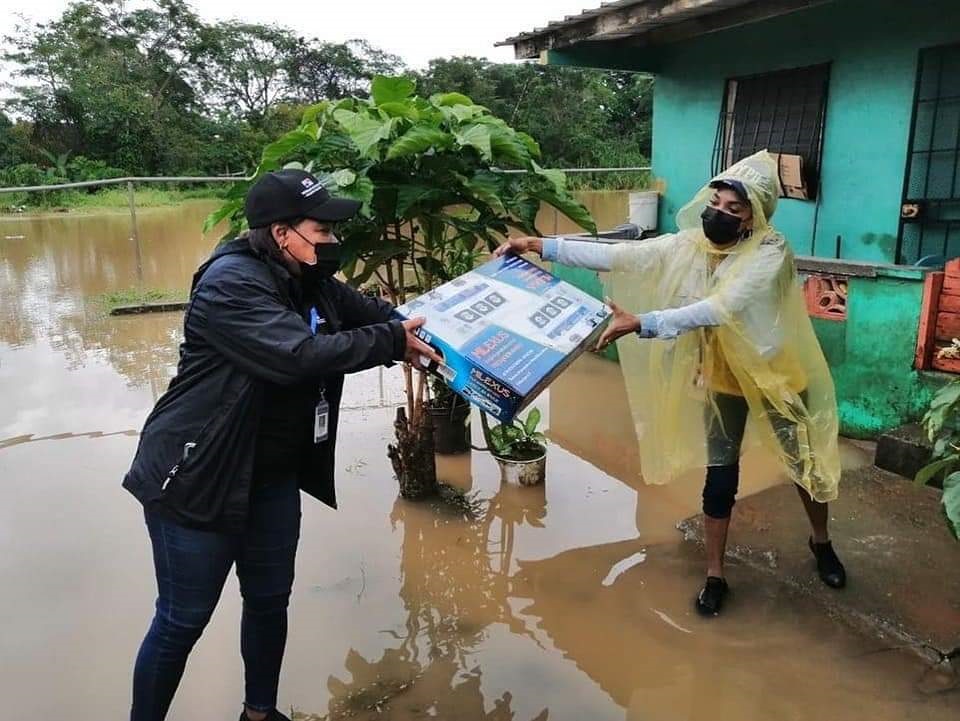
[1,186,230,215]
[96,287,188,311]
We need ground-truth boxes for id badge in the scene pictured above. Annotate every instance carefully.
[314,399,330,443]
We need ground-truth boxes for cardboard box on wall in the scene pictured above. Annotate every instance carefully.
[394,254,611,421]
[771,152,809,200]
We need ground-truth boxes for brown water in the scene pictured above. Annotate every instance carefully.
[1,200,955,721]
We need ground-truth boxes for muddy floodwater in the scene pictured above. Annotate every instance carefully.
[1,200,956,720]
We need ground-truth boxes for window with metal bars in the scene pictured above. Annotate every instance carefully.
[712,64,830,199]
[898,42,960,266]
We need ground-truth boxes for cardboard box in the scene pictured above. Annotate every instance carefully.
[394,254,611,421]
[771,152,809,200]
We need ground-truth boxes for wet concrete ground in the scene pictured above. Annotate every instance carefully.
[679,459,960,665]
[2,205,958,720]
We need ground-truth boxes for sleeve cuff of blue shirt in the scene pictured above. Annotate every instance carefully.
[541,237,559,261]
[636,311,660,339]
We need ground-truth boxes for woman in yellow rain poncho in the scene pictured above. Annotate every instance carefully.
[497,151,845,616]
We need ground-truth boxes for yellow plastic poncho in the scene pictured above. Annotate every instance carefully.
[606,151,840,502]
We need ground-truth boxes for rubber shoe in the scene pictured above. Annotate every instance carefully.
[239,709,292,721]
[695,576,729,617]
[808,537,846,589]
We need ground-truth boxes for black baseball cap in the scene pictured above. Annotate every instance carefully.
[709,178,749,204]
[244,169,361,228]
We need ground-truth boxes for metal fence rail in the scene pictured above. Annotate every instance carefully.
[0,175,249,194]
[0,167,652,286]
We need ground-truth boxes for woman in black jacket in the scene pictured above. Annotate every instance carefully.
[124,169,440,721]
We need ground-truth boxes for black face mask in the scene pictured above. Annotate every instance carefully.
[308,241,342,278]
[700,206,744,245]
[291,227,341,282]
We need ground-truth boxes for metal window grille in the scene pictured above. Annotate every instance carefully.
[898,42,960,266]
[712,64,830,199]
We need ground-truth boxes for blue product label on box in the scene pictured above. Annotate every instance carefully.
[396,254,610,421]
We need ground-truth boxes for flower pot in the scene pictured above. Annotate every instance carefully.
[494,449,547,486]
[426,402,471,455]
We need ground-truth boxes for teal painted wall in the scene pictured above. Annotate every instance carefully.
[814,272,938,437]
[552,0,960,264]
[554,256,939,437]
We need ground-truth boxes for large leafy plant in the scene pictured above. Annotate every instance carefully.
[206,74,596,297]
[915,378,960,540]
[205,75,594,498]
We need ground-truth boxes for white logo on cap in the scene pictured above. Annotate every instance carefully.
[300,178,325,198]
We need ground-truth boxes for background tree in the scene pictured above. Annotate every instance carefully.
[0,0,653,196]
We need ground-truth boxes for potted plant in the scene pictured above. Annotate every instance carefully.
[205,75,595,499]
[423,377,471,455]
[481,409,547,486]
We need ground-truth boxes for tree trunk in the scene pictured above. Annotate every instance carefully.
[388,406,438,500]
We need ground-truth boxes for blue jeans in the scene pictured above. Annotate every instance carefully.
[131,479,301,721]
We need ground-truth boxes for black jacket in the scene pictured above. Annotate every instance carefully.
[122,238,405,532]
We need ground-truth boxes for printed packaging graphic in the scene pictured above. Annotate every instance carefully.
[394,254,611,421]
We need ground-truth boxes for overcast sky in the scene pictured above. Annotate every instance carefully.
[5,0,591,68]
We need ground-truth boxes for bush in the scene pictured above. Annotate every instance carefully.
[66,156,125,183]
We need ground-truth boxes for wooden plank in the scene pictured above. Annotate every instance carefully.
[940,294,960,314]
[935,311,960,341]
[946,258,960,276]
[917,271,944,369]
[932,353,960,374]
[110,301,189,316]
[942,274,960,293]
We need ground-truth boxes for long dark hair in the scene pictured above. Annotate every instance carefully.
[242,217,305,262]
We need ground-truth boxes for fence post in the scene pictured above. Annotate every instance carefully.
[127,181,143,286]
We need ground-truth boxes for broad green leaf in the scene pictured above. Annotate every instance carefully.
[489,127,531,167]
[302,102,329,126]
[505,192,543,233]
[203,199,243,235]
[335,175,375,216]
[330,169,356,187]
[433,92,474,107]
[524,407,541,435]
[941,471,960,540]
[259,129,314,170]
[532,160,567,191]
[387,125,452,160]
[313,132,358,162]
[415,255,450,282]
[914,455,960,487]
[471,115,508,129]
[447,104,483,123]
[283,161,304,170]
[455,124,492,161]
[379,101,420,120]
[461,171,507,214]
[517,132,542,159]
[371,75,416,105]
[396,185,443,217]
[530,185,598,234]
[333,110,395,158]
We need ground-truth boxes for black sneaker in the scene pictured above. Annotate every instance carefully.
[695,576,729,617]
[808,537,846,589]
[239,709,291,721]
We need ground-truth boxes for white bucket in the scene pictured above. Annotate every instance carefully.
[628,191,659,233]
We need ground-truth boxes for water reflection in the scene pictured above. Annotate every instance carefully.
[0,203,216,390]
[309,485,551,721]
